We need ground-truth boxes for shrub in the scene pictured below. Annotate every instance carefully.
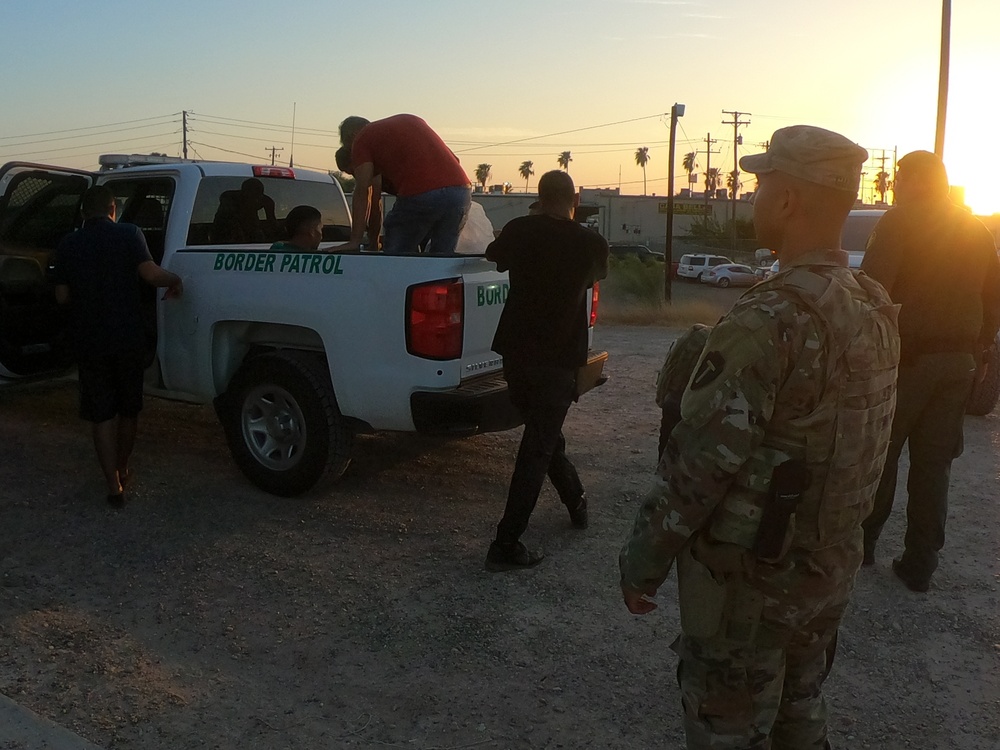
[599,256,731,326]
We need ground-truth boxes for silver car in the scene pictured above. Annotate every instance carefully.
[701,263,758,288]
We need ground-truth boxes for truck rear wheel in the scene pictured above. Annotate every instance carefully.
[220,351,354,496]
[966,341,1000,416]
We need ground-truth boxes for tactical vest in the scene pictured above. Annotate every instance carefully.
[705,265,900,555]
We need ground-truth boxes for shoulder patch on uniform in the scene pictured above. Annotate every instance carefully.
[690,351,725,390]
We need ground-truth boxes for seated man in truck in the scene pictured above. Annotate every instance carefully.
[212,178,278,243]
[336,114,471,255]
[270,205,323,252]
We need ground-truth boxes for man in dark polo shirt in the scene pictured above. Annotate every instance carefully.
[53,186,183,507]
[861,150,1000,591]
[484,170,609,570]
[337,114,471,255]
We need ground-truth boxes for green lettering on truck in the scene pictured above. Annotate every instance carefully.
[211,251,345,276]
[477,282,509,306]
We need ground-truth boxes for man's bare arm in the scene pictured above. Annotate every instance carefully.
[344,162,375,250]
[138,261,183,298]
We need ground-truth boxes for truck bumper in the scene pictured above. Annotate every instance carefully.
[411,371,520,436]
[410,350,608,436]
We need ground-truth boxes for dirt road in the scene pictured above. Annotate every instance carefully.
[1,324,998,749]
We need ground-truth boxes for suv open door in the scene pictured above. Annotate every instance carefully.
[0,162,93,379]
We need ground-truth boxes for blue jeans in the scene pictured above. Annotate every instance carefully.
[383,185,471,255]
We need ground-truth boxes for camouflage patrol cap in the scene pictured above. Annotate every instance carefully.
[739,125,868,193]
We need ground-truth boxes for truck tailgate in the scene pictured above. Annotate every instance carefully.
[460,267,508,379]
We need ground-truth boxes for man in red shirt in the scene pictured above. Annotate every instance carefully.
[338,114,472,254]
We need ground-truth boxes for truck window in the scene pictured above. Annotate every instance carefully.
[0,171,90,250]
[186,176,351,246]
[103,177,175,264]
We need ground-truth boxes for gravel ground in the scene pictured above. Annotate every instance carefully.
[1,322,998,749]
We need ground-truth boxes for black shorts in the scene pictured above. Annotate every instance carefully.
[76,350,146,423]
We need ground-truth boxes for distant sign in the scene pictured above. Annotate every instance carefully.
[658,202,712,216]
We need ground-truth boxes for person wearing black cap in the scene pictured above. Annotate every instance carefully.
[860,150,1000,592]
[620,125,900,749]
[484,170,608,571]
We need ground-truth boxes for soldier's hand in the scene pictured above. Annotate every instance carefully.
[621,582,658,615]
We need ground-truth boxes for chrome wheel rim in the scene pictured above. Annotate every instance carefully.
[240,384,306,470]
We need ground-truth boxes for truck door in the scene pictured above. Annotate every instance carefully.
[0,163,93,379]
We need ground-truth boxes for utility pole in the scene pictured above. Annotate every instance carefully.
[722,110,751,252]
[700,132,720,213]
[289,102,296,168]
[872,149,891,203]
[935,0,951,158]
[182,110,188,160]
[892,145,898,204]
[664,103,685,304]
[265,146,284,166]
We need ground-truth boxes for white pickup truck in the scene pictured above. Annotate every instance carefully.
[0,156,607,495]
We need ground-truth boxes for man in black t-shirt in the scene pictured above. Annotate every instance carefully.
[53,186,182,507]
[484,170,609,571]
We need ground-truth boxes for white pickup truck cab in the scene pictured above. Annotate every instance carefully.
[0,157,606,495]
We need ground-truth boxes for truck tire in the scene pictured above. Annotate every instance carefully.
[966,342,1000,416]
[220,351,354,496]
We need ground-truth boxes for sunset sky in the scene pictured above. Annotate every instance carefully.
[2,0,998,213]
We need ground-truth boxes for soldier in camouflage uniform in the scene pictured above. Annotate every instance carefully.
[620,126,901,749]
[656,324,713,461]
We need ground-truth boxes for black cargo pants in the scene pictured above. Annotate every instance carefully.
[862,352,976,578]
[494,361,584,545]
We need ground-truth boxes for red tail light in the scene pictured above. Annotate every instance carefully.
[407,279,464,360]
[590,282,600,327]
[252,166,295,179]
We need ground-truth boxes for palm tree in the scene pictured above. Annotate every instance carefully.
[557,151,572,172]
[518,160,535,192]
[726,170,742,198]
[474,163,492,191]
[634,146,651,196]
[705,167,721,196]
[682,151,697,194]
[874,171,891,203]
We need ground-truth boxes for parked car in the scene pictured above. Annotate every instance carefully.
[609,243,664,262]
[701,263,758,288]
[677,253,733,280]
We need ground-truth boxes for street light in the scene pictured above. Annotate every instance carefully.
[664,103,685,303]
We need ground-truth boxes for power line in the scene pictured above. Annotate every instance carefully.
[452,113,671,154]
[190,140,331,173]
[0,119,181,149]
[188,126,336,150]
[0,131,181,159]
[192,112,339,136]
[0,113,180,141]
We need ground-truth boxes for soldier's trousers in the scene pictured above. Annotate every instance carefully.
[862,352,975,579]
[671,601,845,750]
[494,362,583,545]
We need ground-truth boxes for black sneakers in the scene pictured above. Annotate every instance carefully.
[892,559,930,592]
[567,497,588,529]
[485,541,544,572]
